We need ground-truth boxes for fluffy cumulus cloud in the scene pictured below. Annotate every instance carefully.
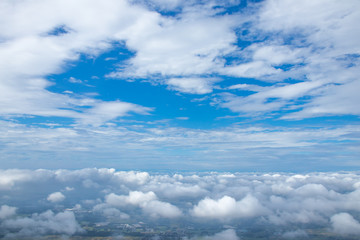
[331,213,360,235]
[0,210,83,238]
[1,169,360,238]
[191,194,266,220]
[93,203,130,220]
[106,191,157,206]
[111,7,238,79]
[0,205,17,220]
[47,192,65,203]
[105,191,182,218]
[0,169,53,190]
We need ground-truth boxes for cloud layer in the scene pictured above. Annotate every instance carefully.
[0,118,359,170]
[1,169,360,238]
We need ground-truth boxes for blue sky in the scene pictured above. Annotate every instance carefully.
[0,0,359,171]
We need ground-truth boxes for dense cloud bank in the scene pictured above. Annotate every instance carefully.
[1,169,360,238]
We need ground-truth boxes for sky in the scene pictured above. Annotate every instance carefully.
[0,0,360,171]
[1,1,360,238]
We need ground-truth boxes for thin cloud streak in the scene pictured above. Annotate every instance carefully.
[0,119,359,169]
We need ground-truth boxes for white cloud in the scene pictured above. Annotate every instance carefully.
[93,203,130,219]
[116,9,238,78]
[267,209,327,226]
[191,194,267,220]
[0,205,17,220]
[217,0,360,118]
[221,61,282,79]
[142,200,182,218]
[68,77,84,84]
[1,210,83,238]
[1,120,359,169]
[227,83,265,92]
[106,191,182,218]
[102,207,129,219]
[167,77,215,94]
[0,0,154,124]
[144,182,207,199]
[1,169,360,236]
[78,100,153,126]
[0,0,359,124]
[218,92,286,115]
[106,191,157,206]
[331,212,360,235]
[0,0,358,129]
[251,44,303,66]
[107,5,242,94]
[47,192,65,203]
[283,79,360,119]
[0,169,53,190]
[114,171,150,185]
[65,186,74,191]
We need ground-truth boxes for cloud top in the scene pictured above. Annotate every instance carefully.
[1,169,360,238]
[47,192,65,203]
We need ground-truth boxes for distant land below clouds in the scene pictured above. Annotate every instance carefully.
[1,168,360,239]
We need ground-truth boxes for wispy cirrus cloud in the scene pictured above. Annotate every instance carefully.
[0,119,359,170]
[216,0,360,118]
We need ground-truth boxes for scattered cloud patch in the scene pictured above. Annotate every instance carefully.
[68,77,84,84]
[78,100,153,126]
[106,191,182,218]
[0,205,17,220]
[166,77,216,94]
[191,194,266,220]
[47,192,65,203]
[331,212,360,235]
[1,210,83,238]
